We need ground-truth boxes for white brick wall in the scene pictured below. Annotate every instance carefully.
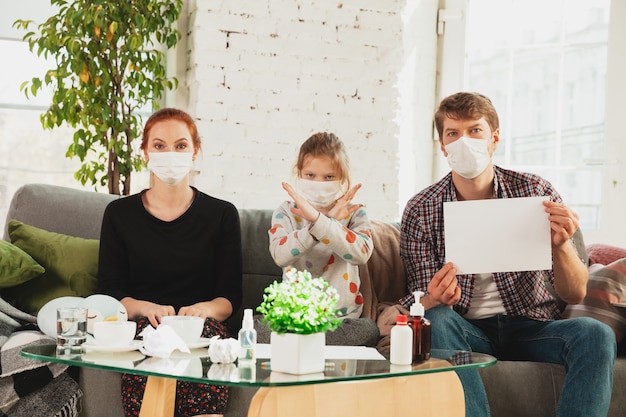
[186,0,407,222]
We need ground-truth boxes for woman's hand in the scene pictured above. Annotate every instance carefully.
[180,298,233,322]
[178,304,211,319]
[121,297,175,328]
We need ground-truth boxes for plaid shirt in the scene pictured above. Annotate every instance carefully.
[399,166,565,321]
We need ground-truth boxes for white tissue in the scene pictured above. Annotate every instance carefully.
[140,325,190,358]
[207,363,238,381]
[135,357,190,376]
[208,336,239,363]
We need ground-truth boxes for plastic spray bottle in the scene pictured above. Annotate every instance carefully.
[238,308,257,361]
[390,314,413,365]
[410,291,431,362]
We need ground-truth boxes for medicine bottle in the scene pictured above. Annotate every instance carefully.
[390,314,412,365]
[238,309,257,361]
[410,291,431,362]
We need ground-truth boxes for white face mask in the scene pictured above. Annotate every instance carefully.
[296,179,343,208]
[147,152,194,186]
[444,137,492,179]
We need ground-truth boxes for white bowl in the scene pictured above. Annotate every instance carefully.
[93,321,137,347]
[161,316,204,344]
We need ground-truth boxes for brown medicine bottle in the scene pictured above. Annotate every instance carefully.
[409,291,431,362]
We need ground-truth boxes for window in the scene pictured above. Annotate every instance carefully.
[0,3,84,227]
[437,0,610,233]
[0,2,154,229]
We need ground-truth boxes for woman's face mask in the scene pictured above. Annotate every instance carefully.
[444,137,493,179]
[147,152,194,186]
[296,179,343,208]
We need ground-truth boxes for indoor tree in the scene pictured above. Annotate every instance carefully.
[14,0,182,195]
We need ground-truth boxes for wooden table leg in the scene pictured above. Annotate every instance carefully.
[139,376,177,417]
[248,371,465,417]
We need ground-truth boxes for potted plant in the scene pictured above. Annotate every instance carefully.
[13,0,182,195]
[257,269,342,374]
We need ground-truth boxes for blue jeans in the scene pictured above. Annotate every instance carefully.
[425,306,616,417]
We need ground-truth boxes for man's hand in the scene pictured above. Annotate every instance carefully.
[543,201,588,304]
[543,200,579,248]
[427,262,462,306]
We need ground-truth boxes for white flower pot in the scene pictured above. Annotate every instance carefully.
[270,331,325,375]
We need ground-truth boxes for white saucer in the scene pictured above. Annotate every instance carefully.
[186,337,211,349]
[83,340,143,352]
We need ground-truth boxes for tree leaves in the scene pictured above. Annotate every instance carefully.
[14,0,183,195]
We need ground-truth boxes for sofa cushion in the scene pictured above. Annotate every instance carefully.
[562,258,626,343]
[0,240,45,288]
[2,220,99,314]
[586,243,626,265]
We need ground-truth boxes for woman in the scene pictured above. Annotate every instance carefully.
[97,108,243,416]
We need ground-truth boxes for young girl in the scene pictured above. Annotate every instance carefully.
[266,132,379,346]
[98,108,242,416]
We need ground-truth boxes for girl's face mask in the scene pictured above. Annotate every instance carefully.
[147,152,194,186]
[296,179,343,208]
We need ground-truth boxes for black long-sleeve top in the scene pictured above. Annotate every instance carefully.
[97,187,243,315]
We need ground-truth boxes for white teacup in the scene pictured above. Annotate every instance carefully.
[93,321,137,347]
[161,316,204,344]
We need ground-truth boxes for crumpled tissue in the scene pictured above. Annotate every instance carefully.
[135,357,190,376]
[140,325,190,358]
[208,336,239,363]
[207,363,238,381]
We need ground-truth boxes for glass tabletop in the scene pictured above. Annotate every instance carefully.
[21,344,495,388]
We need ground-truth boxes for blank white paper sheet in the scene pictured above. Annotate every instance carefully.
[443,196,552,274]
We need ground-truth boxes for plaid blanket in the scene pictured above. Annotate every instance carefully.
[0,297,81,417]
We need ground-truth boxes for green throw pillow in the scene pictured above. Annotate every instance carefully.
[0,240,45,288]
[4,220,100,314]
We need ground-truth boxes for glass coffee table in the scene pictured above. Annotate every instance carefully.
[22,344,495,417]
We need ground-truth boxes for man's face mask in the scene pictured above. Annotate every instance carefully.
[444,137,493,179]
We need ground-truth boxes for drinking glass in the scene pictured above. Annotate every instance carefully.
[56,306,87,356]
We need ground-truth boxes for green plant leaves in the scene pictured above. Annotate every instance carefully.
[257,270,343,335]
[15,0,183,195]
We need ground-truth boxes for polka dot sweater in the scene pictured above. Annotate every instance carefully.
[268,201,374,318]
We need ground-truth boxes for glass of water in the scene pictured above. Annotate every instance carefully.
[56,306,87,356]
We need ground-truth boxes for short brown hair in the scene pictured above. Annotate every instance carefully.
[433,92,499,140]
[140,108,201,151]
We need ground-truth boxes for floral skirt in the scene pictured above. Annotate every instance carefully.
[121,317,230,417]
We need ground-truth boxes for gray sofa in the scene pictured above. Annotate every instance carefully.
[3,183,625,417]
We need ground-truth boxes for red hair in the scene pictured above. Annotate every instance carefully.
[140,108,201,151]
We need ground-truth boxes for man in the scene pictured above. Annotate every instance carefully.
[399,92,616,417]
